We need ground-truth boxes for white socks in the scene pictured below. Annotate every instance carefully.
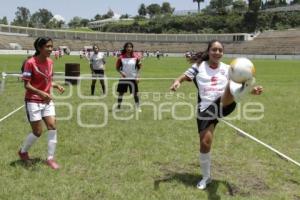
[230,78,255,102]
[47,130,57,160]
[200,152,211,179]
[21,133,39,153]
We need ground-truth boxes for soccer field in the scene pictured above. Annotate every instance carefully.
[0,55,300,200]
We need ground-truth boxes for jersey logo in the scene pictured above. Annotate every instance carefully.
[211,76,218,86]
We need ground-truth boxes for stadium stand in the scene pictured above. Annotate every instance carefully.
[0,24,299,55]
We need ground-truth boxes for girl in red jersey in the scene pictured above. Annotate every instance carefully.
[19,37,64,170]
[170,40,263,189]
[116,42,142,112]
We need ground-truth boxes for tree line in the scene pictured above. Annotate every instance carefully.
[0,1,299,33]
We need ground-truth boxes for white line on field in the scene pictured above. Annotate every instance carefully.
[220,119,300,168]
[0,105,24,123]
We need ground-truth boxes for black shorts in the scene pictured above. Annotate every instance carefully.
[117,79,138,94]
[196,97,236,133]
[93,69,104,77]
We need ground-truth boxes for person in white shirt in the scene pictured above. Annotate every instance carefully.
[90,45,106,95]
[116,42,142,111]
[170,40,263,190]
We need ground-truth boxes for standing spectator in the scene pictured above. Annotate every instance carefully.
[90,44,106,95]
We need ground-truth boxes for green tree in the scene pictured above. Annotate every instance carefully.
[102,9,114,19]
[120,14,130,19]
[94,14,102,21]
[232,0,248,13]
[47,18,64,29]
[0,16,8,25]
[68,16,82,28]
[278,0,287,6]
[30,9,53,28]
[147,4,161,18]
[12,7,31,26]
[243,0,261,32]
[291,0,300,4]
[161,2,174,14]
[209,0,233,14]
[138,3,147,16]
[193,0,205,12]
[80,18,90,27]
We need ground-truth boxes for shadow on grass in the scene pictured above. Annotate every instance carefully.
[10,158,44,169]
[154,171,238,199]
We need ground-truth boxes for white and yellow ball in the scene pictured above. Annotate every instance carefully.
[229,57,256,83]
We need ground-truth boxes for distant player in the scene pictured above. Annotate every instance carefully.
[54,49,59,60]
[116,42,142,112]
[170,40,263,189]
[90,44,106,95]
[18,37,64,170]
[156,50,160,60]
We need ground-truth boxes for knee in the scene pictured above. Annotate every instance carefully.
[33,130,42,137]
[47,123,56,130]
[200,137,212,152]
[200,140,212,151]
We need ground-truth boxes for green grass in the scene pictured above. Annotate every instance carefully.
[0,55,300,200]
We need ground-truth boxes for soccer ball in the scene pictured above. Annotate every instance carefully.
[229,57,255,83]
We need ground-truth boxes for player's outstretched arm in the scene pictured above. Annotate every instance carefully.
[251,85,263,95]
[170,74,191,91]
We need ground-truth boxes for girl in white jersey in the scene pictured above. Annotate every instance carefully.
[116,42,142,111]
[170,40,263,190]
[90,44,106,95]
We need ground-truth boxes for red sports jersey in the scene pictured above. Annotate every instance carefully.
[22,57,53,102]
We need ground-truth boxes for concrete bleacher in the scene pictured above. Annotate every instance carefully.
[226,29,300,55]
[0,24,299,55]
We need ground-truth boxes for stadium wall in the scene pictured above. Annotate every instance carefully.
[0,50,299,60]
[0,24,248,43]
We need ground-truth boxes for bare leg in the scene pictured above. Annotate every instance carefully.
[221,83,235,107]
[91,79,96,95]
[100,79,106,94]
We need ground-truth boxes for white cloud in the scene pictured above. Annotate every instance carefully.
[52,14,65,22]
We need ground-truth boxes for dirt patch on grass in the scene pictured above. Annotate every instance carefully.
[212,160,270,197]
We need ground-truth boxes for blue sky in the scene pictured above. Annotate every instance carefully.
[0,0,210,23]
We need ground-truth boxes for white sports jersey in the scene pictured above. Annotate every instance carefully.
[185,61,230,111]
[90,52,105,70]
[117,54,141,78]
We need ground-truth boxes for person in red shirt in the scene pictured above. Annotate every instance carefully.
[18,37,64,170]
[116,42,142,112]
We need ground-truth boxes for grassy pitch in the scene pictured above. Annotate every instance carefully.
[0,55,300,200]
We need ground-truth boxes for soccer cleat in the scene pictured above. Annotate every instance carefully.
[230,77,255,102]
[18,150,30,161]
[196,177,212,190]
[46,159,60,170]
[136,106,142,112]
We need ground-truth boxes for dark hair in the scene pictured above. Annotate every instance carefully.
[189,40,224,65]
[121,42,134,55]
[34,37,53,56]
[92,44,99,51]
